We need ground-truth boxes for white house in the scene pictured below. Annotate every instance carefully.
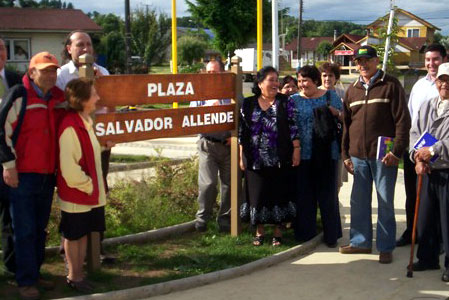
[0,7,102,74]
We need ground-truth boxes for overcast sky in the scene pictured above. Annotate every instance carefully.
[69,0,449,35]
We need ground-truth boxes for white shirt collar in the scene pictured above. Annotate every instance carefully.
[68,60,78,75]
[425,73,437,85]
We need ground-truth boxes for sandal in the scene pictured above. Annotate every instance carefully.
[253,235,265,246]
[66,277,94,293]
[272,236,282,246]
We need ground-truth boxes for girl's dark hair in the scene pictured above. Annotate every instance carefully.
[297,65,322,86]
[252,66,279,96]
[281,75,298,87]
[319,62,341,81]
[65,78,94,112]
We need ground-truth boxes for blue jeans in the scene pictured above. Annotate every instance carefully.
[9,173,55,286]
[350,157,397,252]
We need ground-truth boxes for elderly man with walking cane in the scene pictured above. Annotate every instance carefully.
[409,62,449,282]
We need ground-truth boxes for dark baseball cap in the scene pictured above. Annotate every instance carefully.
[354,45,377,60]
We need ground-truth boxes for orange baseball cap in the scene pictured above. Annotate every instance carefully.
[29,51,60,70]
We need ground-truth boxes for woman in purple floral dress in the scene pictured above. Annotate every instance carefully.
[239,66,300,246]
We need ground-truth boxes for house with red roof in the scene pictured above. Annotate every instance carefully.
[0,7,101,73]
[285,36,334,68]
[330,8,439,69]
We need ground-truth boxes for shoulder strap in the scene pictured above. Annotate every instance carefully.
[326,90,331,107]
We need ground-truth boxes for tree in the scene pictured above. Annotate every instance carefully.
[91,13,126,72]
[186,0,271,55]
[374,15,400,74]
[316,41,332,60]
[284,20,365,42]
[18,0,39,7]
[176,16,203,28]
[0,0,15,7]
[10,0,74,8]
[439,36,449,50]
[178,35,207,65]
[130,8,171,69]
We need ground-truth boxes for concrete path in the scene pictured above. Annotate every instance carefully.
[148,169,449,300]
[109,137,449,300]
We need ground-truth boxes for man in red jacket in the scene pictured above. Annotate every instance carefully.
[0,52,64,300]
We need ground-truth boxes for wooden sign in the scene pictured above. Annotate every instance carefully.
[95,104,235,144]
[95,73,236,106]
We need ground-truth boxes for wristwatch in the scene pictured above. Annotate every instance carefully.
[429,146,435,157]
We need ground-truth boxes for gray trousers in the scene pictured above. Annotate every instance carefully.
[195,138,231,227]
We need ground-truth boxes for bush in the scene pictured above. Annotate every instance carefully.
[105,157,199,237]
[179,62,205,74]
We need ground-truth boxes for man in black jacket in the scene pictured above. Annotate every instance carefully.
[0,37,21,275]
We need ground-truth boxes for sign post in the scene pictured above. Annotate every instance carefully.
[78,53,102,272]
[87,63,243,270]
[230,56,243,236]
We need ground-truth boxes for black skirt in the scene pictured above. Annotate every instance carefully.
[59,206,106,241]
[240,166,297,225]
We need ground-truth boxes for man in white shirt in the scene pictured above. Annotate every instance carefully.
[397,43,447,247]
[56,31,109,91]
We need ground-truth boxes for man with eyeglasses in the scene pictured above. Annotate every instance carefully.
[340,45,411,264]
[397,44,447,247]
[409,62,449,282]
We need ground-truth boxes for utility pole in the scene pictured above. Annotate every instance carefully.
[272,0,279,69]
[124,0,131,74]
[296,0,303,68]
[257,0,263,70]
[382,0,395,72]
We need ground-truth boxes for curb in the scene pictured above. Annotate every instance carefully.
[55,233,323,300]
[108,158,187,173]
[41,221,196,256]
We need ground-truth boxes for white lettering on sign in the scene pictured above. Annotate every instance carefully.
[96,117,173,136]
[147,82,195,97]
[182,111,234,128]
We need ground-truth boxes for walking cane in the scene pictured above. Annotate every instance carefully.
[407,174,423,278]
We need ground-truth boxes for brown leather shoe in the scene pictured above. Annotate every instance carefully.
[339,244,372,254]
[38,277,55,290]
[18,286,40,300]
[379,252,393,264]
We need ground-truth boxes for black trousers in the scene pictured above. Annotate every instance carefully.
[0,166,15,273]
[293,159,342,245]
[417,170,449,267]
[402,152,417,239]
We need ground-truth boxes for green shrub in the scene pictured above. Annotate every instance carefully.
[105,157,199,237]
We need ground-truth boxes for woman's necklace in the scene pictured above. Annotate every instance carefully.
[258,96,275,111]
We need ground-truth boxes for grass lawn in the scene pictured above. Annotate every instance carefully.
[149,64,171,74]
[0,224,300,299]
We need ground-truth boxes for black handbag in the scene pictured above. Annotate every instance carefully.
[311,91,342,166]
